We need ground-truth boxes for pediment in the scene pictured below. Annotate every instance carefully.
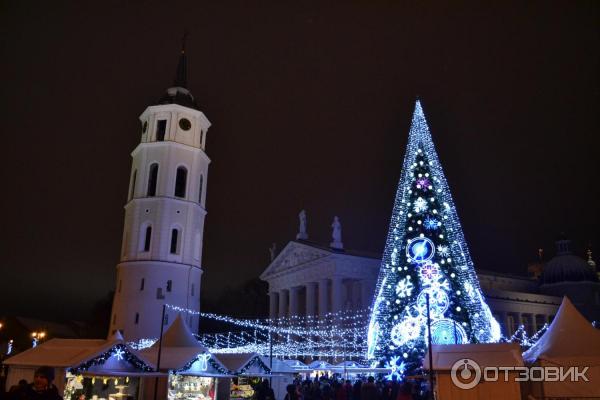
[260,241,331,279]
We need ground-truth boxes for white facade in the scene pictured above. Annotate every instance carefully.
[260,241,379,319]
[110,98,211,340]
[261,239,565,337]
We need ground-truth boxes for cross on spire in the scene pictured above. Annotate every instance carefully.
[174,30,189,88]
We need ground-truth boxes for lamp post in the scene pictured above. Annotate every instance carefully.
[31,331,46,347]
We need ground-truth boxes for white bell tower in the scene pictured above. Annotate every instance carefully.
[109,42,211,340]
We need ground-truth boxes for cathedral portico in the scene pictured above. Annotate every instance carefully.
[260,218,381,321]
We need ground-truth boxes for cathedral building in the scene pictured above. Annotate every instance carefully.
[261,215,600,337]
[109,46,211,340]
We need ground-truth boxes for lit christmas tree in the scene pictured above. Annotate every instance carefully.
[366,100,501,376]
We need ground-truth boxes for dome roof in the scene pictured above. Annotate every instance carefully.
[154,41,200,110]
[156,86,199,110]
[541,239,598,285]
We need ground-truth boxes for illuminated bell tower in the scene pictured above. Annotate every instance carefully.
[109,42,211,340]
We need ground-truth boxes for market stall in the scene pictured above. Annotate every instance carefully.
[423,342,524,400]
[307,360,333,379]
[4,332,156,400]
[65,341,157,400]
[211,353,271,400]
[139,315,231,400]
[522,296,600,398]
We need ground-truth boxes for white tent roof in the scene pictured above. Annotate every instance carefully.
[214,353,257,371]
[335,361,365,368]
[308,360,333,369]
[423,343,524,370]
[4,338,116,367]
[523,296,600,365]
[258,356,295,374]
[283,359,309,369]
[3,335,154,375]
[140,315,208,370]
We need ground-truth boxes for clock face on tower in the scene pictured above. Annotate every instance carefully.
[179,118,191,131]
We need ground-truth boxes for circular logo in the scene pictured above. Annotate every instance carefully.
[406,237,435,263]
[450,358,481,390]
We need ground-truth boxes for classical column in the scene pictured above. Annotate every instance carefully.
[278,289,289,318]
[269,292,279,319]
[534,314,543,332]
[289,287,300,316]
[352,281,361,310]
[516,312,523,330]
[306,282,317,316]
[318,279,329,317]
[524,313,533,334]
[498,312,508,336]
[504,313,512,336]
[331,277,343,314]
[361,280,373,309]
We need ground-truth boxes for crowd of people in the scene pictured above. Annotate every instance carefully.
[2,366,62,400]
[255,375,430,400]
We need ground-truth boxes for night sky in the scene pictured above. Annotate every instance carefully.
[1,1,598,321]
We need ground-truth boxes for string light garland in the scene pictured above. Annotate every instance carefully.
[366,100,501,376]
[70,344,154,374]
[173,354,271,376]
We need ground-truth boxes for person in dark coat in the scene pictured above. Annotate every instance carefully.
[284,384,298,400]
[10,366,62,400]
[256,379,275,400]
[359,377,378,400]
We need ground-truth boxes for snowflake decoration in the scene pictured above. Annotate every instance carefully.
[413,197,428,213]
[420,263,440,282]
[416,178,431,189]
[390,317,422,346]
[384,356,407,381]
[424,216,439,230]
[425,276,450,292]
[437,245,450,257]
[395,276,414,298]
[113,347,125,361]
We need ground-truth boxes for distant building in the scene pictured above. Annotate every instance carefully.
[261,222,600,337]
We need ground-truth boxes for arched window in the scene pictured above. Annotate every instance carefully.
[147,164,159,196]
[170,228,180,254]
[198,174,204,204]
[140,278,145,291]
[174,167,188,198]
[156,119,167,141]
[143,226,152,252]
[129,170,137,200]
[134,313,139,324]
